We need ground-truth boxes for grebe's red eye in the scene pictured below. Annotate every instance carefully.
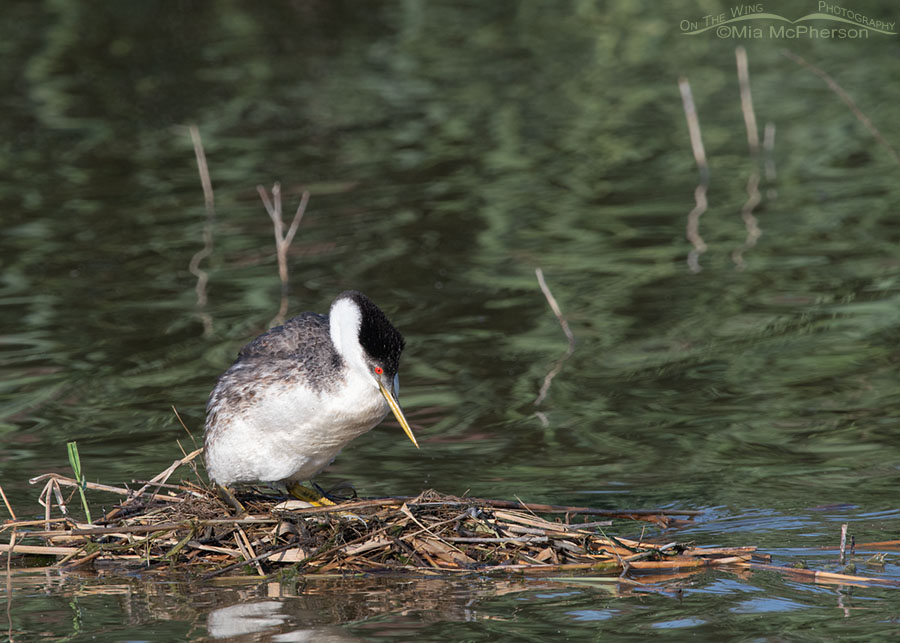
[374,366,383,375]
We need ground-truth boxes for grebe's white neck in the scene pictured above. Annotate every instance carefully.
[329,297,373,384]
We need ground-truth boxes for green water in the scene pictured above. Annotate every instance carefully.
[3,1,900,639]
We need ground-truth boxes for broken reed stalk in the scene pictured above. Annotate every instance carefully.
[781,49,900,169]
[28,473,188,503]
[35,477,69,531]
[732,46,762,270]
[187,124,216,335]
[257,183,310,327]
[0,485,15,521]
[839,523,848,566]
[534,267,576,406]
[677,77,709,274]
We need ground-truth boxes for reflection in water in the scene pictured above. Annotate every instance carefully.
[3,555,899,639]
[208,600,288,639]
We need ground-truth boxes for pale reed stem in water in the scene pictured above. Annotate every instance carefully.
[187,125,216,335]
[678,78,708,273]
[732,46,762,270]
[257,183,310,327]
[534,268,576,407]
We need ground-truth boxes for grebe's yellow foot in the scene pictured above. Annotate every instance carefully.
[287,482,336,506]
[216,484,246,515]
[287,483,367,524]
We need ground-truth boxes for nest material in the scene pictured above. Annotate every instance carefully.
[2,449,898,589]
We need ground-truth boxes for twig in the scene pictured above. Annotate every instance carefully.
[131,448,204,502]
[189,125,215,222]
[235,526,265,576]
[0,485,15,521]
[0,517,70,531]
[59,549,102,571]
[535,268,575,347]
[272,494,701,519]
[6,519,270,538]
[401,496,701,518]
[677,77,709,273]
[0,543,80,556]
[514,494,542,520]
[30,473,183,504]
[732,46,762,270]
[35,478,68,530]
[187,124,216,335]
[171,405,199,451]
[5,529,14,578]
[446,536,548,544]
[781,49,900,169]
[534,268,576,405]
[201,542,298,579]
[839,523,848,566]
[257,183,310,327]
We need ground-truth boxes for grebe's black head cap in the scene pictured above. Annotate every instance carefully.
[334,290,405,376]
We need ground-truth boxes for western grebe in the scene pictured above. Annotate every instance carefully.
[204,290,417,504]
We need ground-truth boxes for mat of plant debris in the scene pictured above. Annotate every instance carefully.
[2,448,899,589]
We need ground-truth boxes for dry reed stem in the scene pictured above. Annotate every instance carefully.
[677,78,709,273]
[30,474,182,504]
[534,268,576,406]
[171,405,200,452]
[839,523,848,566]
[0,543,80,556]
[781,49,900,169]
[235,526,265,576]
[35,478,69,531]
[129,448,204,503]
[732,46,763,270]
[0,486,15,523]
[0,517,69,532]
[4,529,13,576]
[60,549,102,570]
[257,183,310,327]
[187,125,216,335]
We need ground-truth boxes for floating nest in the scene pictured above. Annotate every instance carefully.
[2,448,898,589]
